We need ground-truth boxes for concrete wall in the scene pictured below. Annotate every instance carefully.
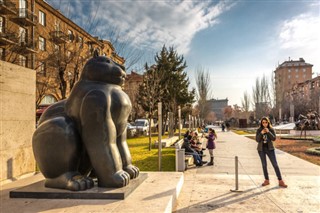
[0,61,36,183]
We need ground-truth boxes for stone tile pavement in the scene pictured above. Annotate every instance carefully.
[173,128,320,213]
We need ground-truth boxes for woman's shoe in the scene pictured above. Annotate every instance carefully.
[279,180,288,188]
[261,180,270,186]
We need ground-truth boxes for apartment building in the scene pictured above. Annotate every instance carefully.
[0,0,124,104]
[274,58,313,107]
[287,76,320,99]
[285,75,320,117]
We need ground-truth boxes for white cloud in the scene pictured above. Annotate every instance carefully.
[87,1,236,54]
[279,14,320,50]
[278,13,320,73]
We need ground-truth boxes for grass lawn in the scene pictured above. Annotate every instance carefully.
[127,135,176,171]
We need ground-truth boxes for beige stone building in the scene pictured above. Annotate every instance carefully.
[274,58,313,108]
[0,0,124,105]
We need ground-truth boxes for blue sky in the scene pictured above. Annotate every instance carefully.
[46,0,320,107]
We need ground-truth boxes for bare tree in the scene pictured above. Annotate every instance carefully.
[97,26,146,72]
[137,64,165,150]
[195,66,212,122]
[241,91,251,112]
[252,74,272,119]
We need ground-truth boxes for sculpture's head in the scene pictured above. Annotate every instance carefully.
[81,50,126,86]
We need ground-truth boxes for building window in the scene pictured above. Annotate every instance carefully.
[296,75,298,78]
[96,48,100,55]
[288,69,291,73]
[88,43,93,53]
[54,20,60,31]
[67,50,71,58]
[0,16,4,33]
[288,75,291,79]
[40,95,57,105]
[303,74,306,78]
[78,36,83,48]
[311,82,315,89]
[39,10,46,26]
[18,55,26,67]
[303,68,306,72]
[54,44,59,52]
[39,36,46,51]
[19,27,26,43]
[38,62,46,76]
[68,30,74,41]
[295,68,298,72]
[19,0,27,17]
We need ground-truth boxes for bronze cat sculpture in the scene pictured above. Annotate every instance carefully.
[33,53,139,191]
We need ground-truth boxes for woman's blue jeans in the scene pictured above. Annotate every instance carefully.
[258,147,283,180]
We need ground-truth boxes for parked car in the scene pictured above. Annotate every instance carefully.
[36,104,52,120]
[133,119,150,136]
[127,123,137,138]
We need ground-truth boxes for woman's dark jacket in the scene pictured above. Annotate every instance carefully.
[255,127,276,151]
[181,138,196,153]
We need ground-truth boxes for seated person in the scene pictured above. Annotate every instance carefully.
[190,132,204,159]
[181,134,206,166]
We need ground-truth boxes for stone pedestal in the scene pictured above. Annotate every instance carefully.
[10,174,148,200]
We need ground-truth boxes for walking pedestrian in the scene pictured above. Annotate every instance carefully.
[256,117,288,188]
[206,128,217,166]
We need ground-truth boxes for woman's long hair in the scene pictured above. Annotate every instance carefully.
[209,128,217,138]
[259,117,272,129]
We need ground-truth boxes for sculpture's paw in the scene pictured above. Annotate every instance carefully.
[45,172,94,191]
[98,170,130,188]
[124,164,140,179]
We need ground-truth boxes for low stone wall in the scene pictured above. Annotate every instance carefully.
[289,130,320,136]
[0,61,36,184]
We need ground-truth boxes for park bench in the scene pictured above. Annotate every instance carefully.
[154,136,179,148]
[175,139,194,171]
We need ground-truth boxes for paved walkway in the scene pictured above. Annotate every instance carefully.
[173,127,320,212]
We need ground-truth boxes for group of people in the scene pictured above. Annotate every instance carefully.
[181,116,288,188]
[182,128,217,167]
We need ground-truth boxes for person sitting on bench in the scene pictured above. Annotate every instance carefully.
[182,133,207,166]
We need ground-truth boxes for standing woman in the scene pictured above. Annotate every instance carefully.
[256,117,287,188]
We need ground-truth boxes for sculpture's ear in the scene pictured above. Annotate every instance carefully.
[114,61,125,71]
[93,49,99,58]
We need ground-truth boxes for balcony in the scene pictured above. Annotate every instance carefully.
[10,8,37,26]
[0,0,17,15]
[49,31,68,44]
[11,41,37,54]
[0,30,18,46]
